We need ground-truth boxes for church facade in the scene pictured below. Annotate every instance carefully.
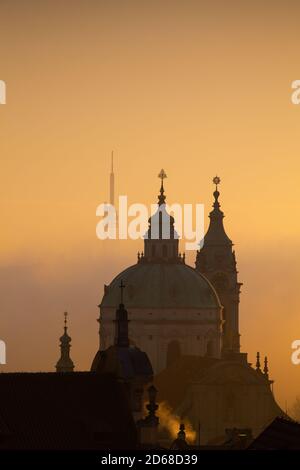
[154,353,282,444]
[96,171,284,445]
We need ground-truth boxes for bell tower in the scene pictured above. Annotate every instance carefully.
[195,177,242,355]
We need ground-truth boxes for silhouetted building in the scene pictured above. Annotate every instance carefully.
[92,285,153,421]
[0,372,136,449]
[1,171,286,450]
[55,312,74,373]
[137,385,160,448]
[97,172,284,445]
[248,417,300,450]
[154,353,283,444]
[99,171,223,373]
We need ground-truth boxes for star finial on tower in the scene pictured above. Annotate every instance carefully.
[119,279,126,304]
[158,169,167,205]
[212,176,221,209]
[213,175,221,190]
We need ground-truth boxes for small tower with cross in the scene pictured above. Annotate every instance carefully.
[55,312,75,373]
[114,280,130,347]
[91,280,153,422]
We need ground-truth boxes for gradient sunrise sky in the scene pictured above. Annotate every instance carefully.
[1,0,300,410]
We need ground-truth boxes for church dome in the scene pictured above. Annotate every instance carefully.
[101,171,221,311]
[101,262,220,309]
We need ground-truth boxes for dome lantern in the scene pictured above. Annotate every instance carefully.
[141,170,183,264]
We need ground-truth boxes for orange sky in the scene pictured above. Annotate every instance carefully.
[0,0,300,410]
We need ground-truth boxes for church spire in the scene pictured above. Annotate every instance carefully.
[196,177,242,356]
[110,151,115,206]
[204,176,232,246]
[114,280,130,347]
[55,312,74,373]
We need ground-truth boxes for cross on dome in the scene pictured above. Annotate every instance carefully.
[119,279,126,304]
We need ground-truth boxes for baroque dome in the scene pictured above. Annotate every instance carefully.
[101,262,221,309]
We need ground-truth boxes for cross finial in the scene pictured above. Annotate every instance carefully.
[158,168,167,183]
[119,279,125,304]
[64,311,68,328]
[158,169,167,205]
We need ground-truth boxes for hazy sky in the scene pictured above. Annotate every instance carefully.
[1,0,300,409]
